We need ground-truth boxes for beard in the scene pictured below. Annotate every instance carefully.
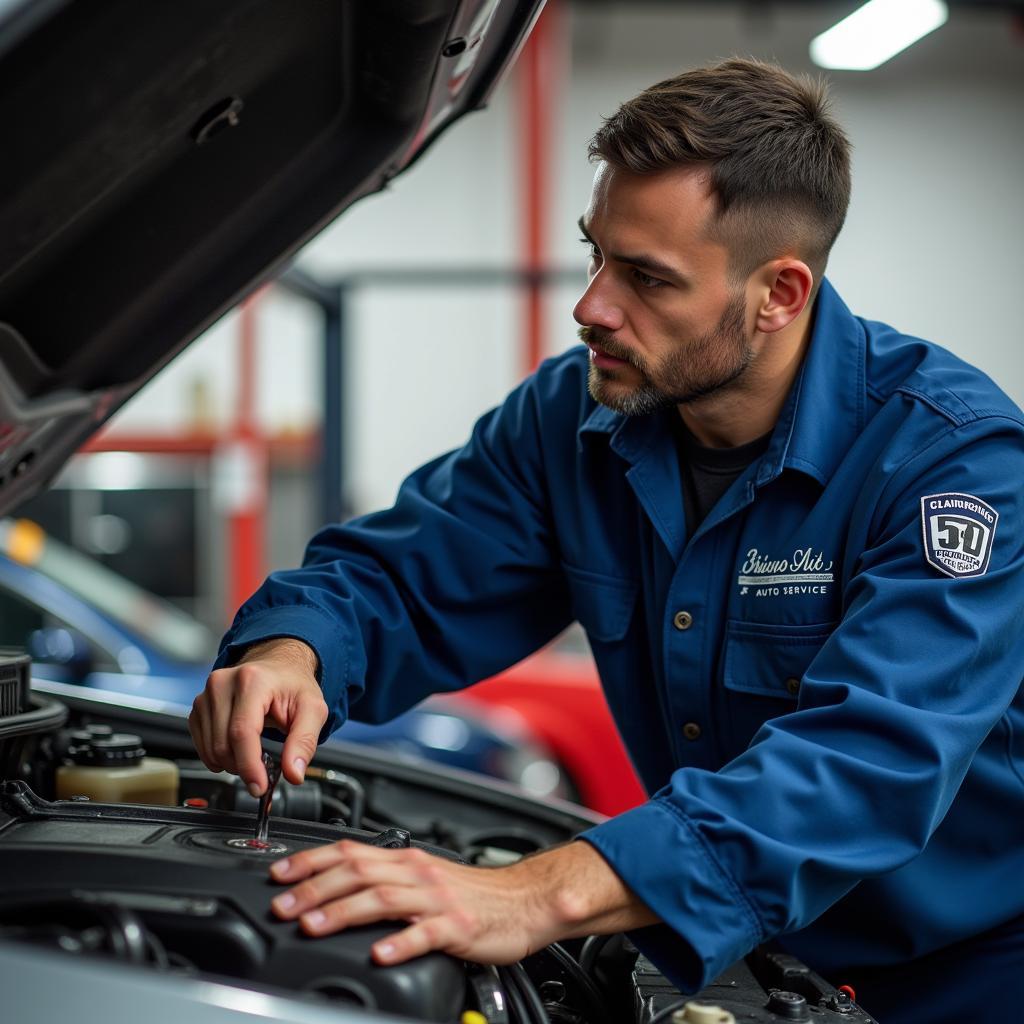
[581,292,752,416]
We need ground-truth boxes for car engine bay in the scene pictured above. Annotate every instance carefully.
[0,651,877,1023]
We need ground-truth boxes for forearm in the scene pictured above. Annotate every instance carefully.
[514,838,660,945]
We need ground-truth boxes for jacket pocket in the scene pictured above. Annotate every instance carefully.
[722,619,837,699]
[719,620,836,756]
[562,562,638,643]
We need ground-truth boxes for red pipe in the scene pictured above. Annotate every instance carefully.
[517,1,564,376]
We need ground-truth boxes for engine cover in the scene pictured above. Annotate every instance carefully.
[0,781,465,1021]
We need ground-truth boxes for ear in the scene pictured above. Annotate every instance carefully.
[753,260,814,334]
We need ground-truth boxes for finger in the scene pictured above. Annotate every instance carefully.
[187,696,206,760]
[271,854,435,919]
[228,671,272,796]
[281,696,328,785]
[298,883,442,937]
[207,675,240,775]
[270,840,353,884]
[371,916,465,965]
[271,840,425,883]
[188,694,223,773]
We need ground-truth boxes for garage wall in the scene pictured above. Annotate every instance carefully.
[110,2,1024,536]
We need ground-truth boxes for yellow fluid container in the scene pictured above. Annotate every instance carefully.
[55,729,179,805]
[56,758,179,805]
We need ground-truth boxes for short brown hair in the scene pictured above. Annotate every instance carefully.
[588,58,851,286]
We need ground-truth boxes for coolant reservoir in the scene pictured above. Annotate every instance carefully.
[55,730,178,805]
[676,1003,736,1024]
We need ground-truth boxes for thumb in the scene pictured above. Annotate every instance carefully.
[281,696,328,785]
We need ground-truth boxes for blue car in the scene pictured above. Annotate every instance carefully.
[0,517,569,796]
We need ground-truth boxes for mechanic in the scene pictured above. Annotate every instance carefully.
[189,59,1024,1023]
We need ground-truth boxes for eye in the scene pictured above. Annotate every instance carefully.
[579,237,601,262]
[632,268,666,289]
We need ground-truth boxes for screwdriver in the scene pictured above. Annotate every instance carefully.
[254,751,282,843]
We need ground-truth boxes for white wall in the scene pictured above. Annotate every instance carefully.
[110,2,1024,539]
[107,287,323,437]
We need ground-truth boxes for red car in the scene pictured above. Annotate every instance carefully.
[456,649,647,817]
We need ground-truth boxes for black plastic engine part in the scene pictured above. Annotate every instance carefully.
[369,827,412,848]
[0,649,66,779]
[182,763,371,830]
[469,965,512,1024]
[0,649,29,717]
[765,988,811,1021]
[66,731,146,766]
[524,943,612,1024]
[632,951,879,1024]
[0,780,464,1021]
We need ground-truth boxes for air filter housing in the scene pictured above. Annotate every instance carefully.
[0,648,66,779]
[0,648,29,715]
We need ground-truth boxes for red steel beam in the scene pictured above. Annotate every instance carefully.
[82,429,318,462]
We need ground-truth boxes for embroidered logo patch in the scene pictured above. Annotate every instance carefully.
[921,492,998,578]
[736,548,834,598]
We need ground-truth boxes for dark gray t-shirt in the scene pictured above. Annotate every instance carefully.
[670,413,773,533]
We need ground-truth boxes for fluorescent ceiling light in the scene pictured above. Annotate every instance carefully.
[810,0,949,71]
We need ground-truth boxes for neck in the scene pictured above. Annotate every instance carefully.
[677,304,814,448]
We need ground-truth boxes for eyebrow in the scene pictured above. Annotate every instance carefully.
[577,216,688,283]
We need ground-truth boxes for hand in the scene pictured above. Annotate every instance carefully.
[269,838,659,966]
[189,638,327,795]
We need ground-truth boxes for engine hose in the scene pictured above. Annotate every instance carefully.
[545,942,613,1024]
[497,964,533,1023]
[321,769,366,828]
[321,795,350,823]
[102,906,149,964]
[578,933,614,976]
[508,962,551,1024]
[143,929,171,970]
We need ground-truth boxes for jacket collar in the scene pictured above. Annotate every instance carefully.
[757,278,867,488]
[577,278,867,490]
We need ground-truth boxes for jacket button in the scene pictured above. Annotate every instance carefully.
[785,677,801,695]
[683,722,701,741]
[673,610,693,631]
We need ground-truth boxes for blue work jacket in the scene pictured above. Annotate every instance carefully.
[217,280,1024,992]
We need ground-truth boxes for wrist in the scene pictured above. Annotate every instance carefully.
[238,637,319,678]
[513,839,658,943]
[547,842,605,931]
[510,842,611,940]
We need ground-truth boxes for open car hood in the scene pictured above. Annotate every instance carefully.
[0,0,543,516]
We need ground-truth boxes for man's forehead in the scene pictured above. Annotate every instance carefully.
[583,162,723,265]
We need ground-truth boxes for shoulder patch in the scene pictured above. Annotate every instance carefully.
[921,492,998,578]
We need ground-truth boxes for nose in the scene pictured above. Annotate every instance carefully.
[572,270,623,332]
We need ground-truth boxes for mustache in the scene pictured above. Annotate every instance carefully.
[577,325,640,367]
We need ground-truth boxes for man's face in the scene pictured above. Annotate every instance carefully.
[574,163,754,416]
